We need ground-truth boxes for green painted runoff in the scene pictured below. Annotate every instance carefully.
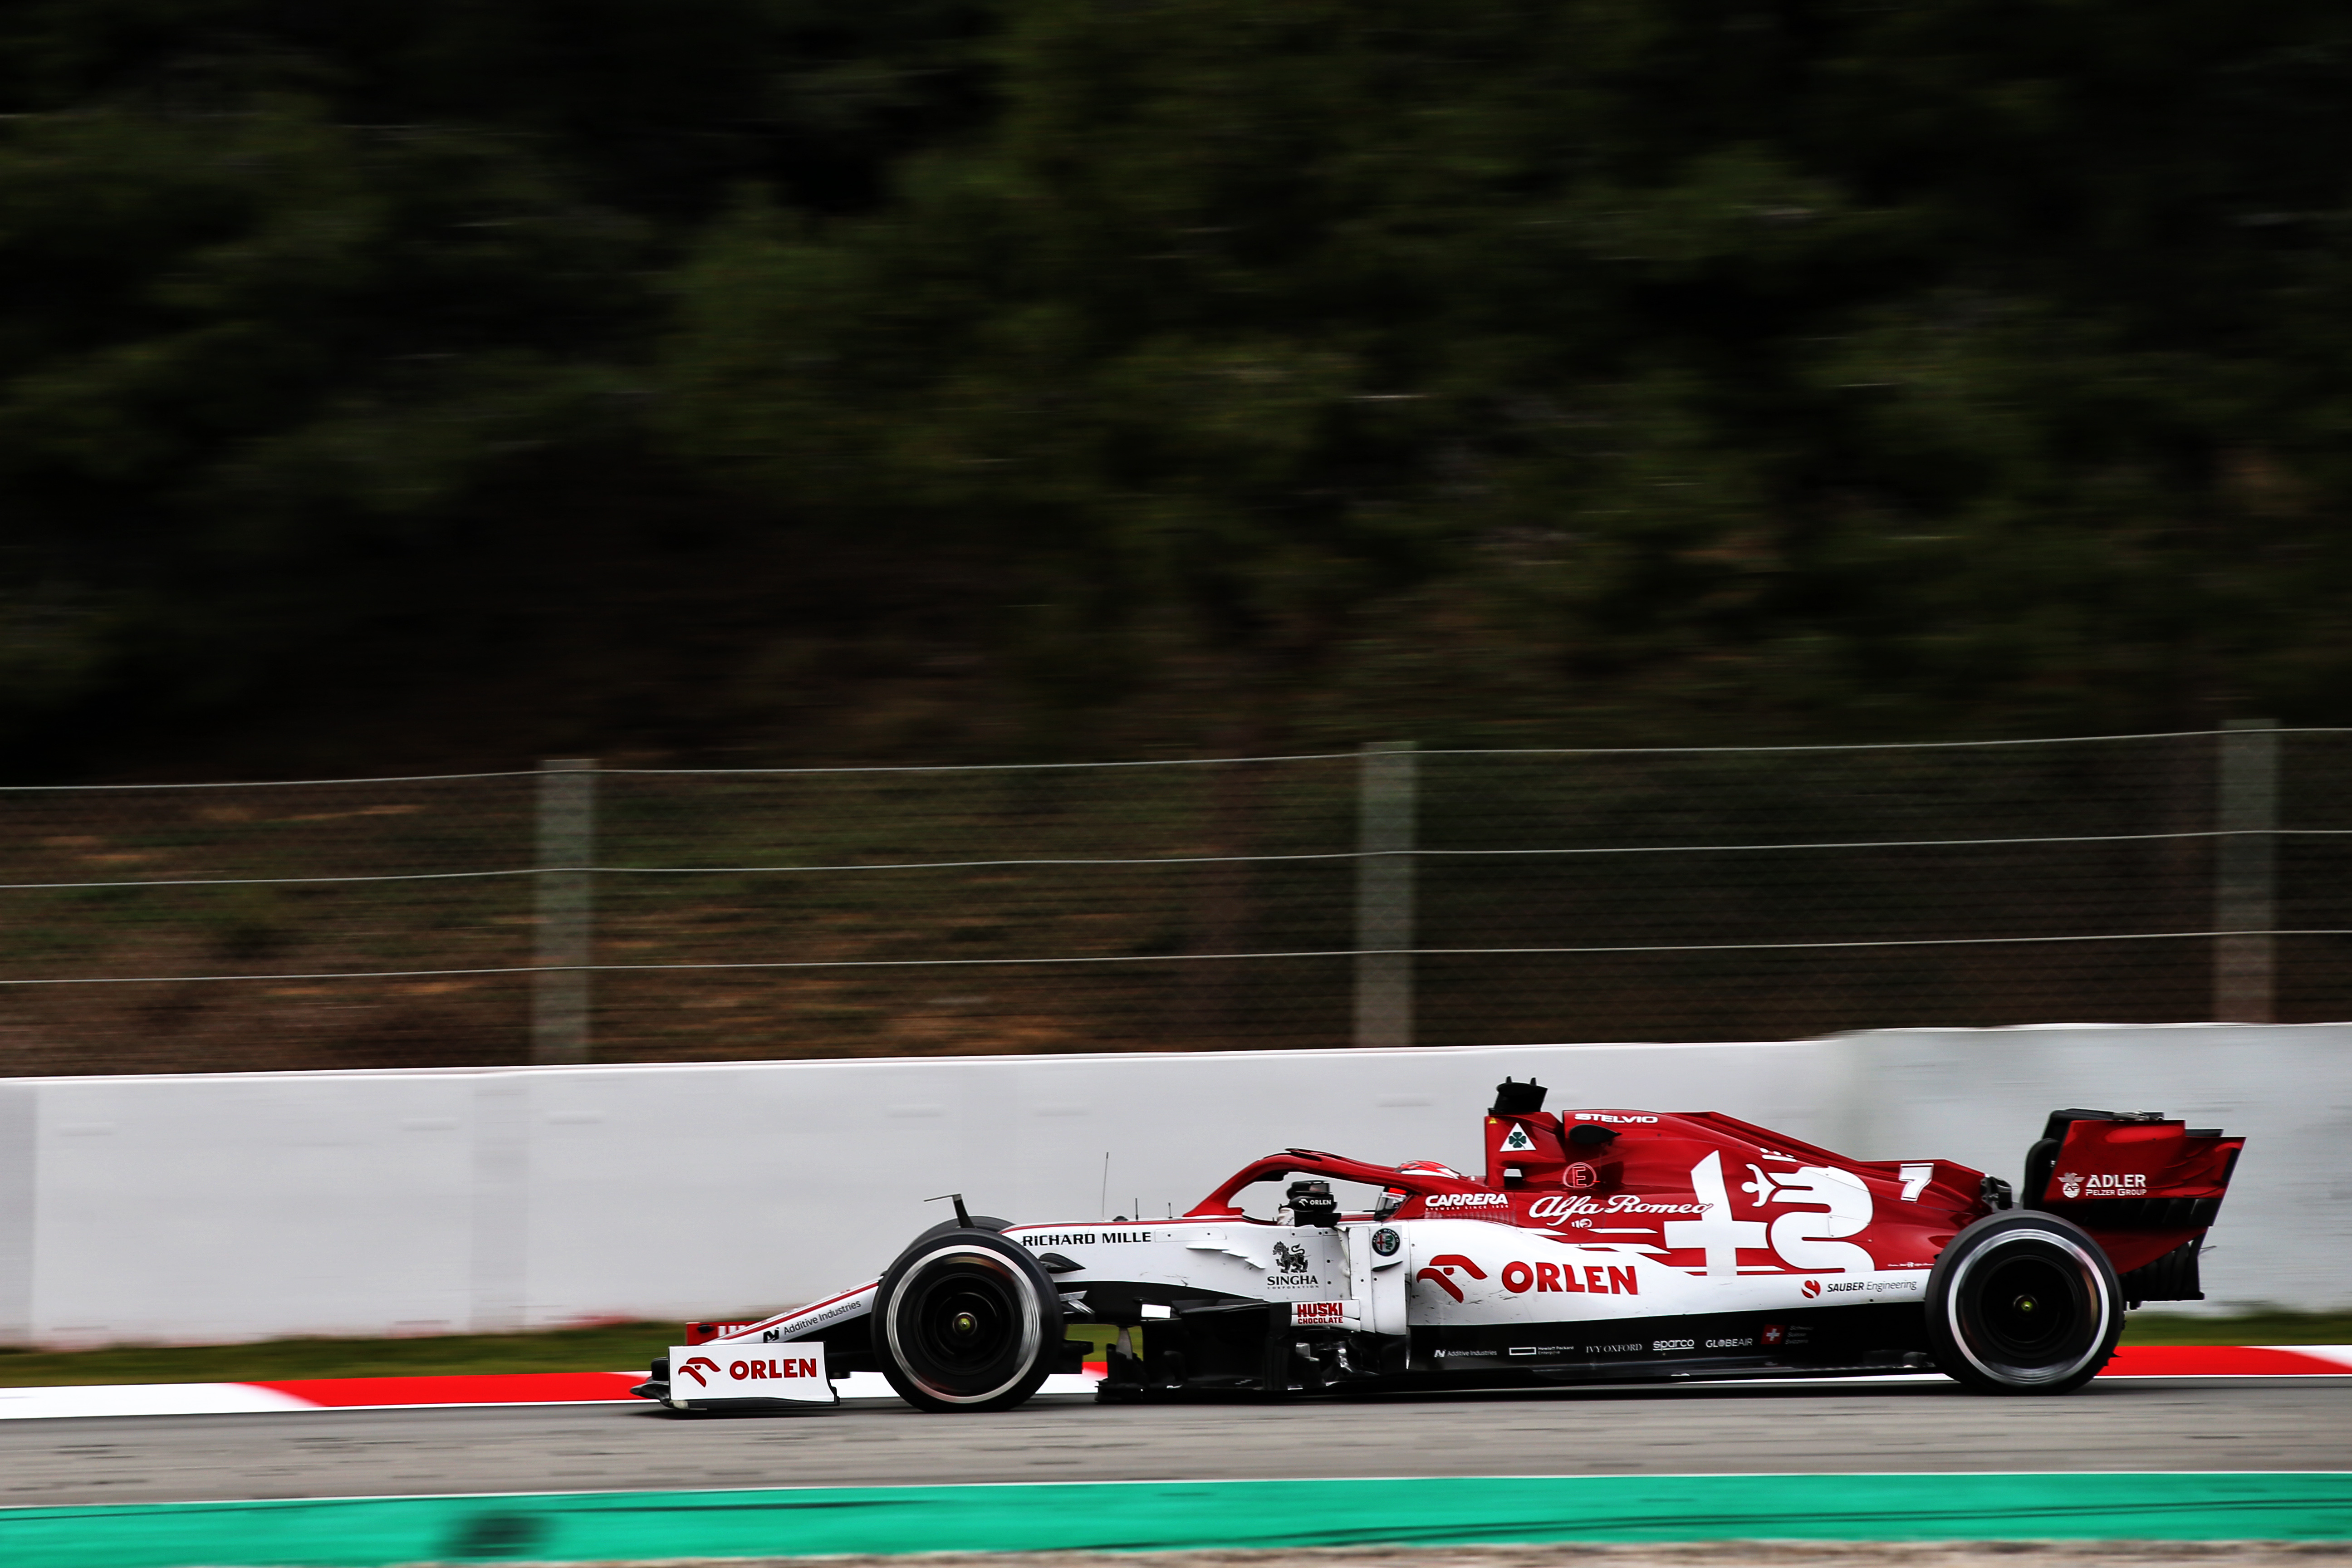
[2,1472,2347,1568]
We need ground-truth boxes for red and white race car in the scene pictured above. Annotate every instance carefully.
[633,1079,2241,1411]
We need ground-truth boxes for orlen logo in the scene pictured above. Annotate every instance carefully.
[676,1355,722,1387]
[1424,1191,1509,1210]
[1801,1278,1822,1298]
[1415,1253,1487,1301]
[1501,1259,1638,1296]
[730,1356,819,1381]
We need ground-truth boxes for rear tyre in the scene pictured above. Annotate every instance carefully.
[1926,1210,2120,1394]
[871,1227,1062,1412]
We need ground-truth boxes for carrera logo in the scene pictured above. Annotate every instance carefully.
[1415,1253,1487,1302]
[1293,1301,1346,1325]
[1529,1193,1706,1222]
[2057,1171,2147,1198]
[1500,1259,1639,1296]
[676,1355,722,1387]
[1424,1191,1509,1210]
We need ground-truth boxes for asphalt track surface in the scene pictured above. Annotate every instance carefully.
[1,1378,2344,1509]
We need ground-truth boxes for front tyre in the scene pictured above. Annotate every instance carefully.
[871,1228,1062,1412]
[1926,1210,2120,1394]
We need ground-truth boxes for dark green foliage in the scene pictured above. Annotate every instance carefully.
[667,0,2352,742]
[3,0,2350,772]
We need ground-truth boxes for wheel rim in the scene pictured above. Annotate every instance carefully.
[1947,1227,2107,1385]
[884,1245,1043,1405]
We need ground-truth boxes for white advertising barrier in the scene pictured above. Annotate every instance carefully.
[0,1023,2342,1348]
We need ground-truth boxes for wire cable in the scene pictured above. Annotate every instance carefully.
[6,929,2344,985]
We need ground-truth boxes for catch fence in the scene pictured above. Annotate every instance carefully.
[1,727,2346,1075]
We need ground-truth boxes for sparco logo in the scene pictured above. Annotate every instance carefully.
[1425,1191,1509,1209]
[1529,1193,1706,1222]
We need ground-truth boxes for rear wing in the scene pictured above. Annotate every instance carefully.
[2023,1108,2244,1302]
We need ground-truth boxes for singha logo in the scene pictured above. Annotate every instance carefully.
[1272,1241,1309,1273]
[2058,1172,2083,1199]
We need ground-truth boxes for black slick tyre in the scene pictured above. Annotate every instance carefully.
[871,1227,1062,1412]
[1926,1210,2121,1394]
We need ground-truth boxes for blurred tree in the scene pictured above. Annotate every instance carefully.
[0,0,999,218]
[5,0,2351,770]
[0,0,1004,762]
[666,0,2352,742]
[0,93,645,726]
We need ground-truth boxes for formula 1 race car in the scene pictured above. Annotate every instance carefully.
[632,1080,2242,1412]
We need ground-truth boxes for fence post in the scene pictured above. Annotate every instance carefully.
[0,1084,33,1347]
[1355,742,1416,1049]
[534,758,595,1064]
[2214,719,2278,1023]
